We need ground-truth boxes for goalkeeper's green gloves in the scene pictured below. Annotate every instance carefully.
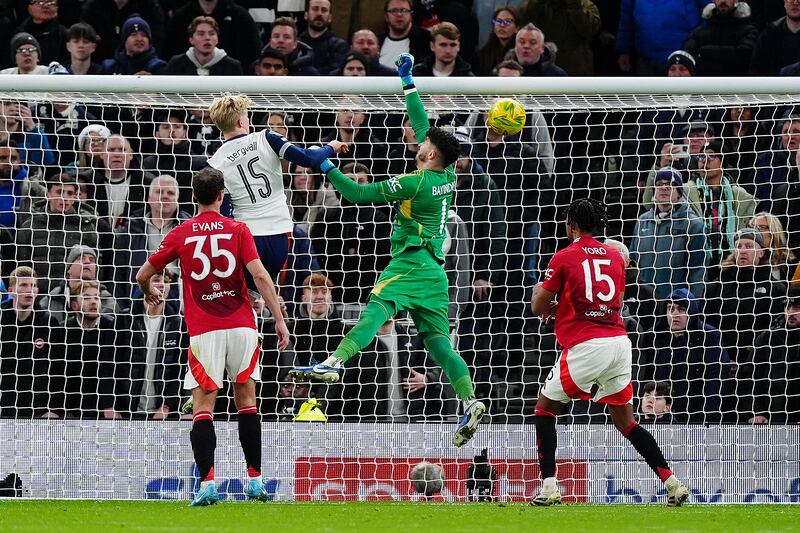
[395,53,415,86]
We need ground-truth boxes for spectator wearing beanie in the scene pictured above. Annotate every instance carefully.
[165,16,242,76]
[337,51,370,76]
[631,167,708,299]
[80,0,165,63]
[666,50,696,76]
[684,1,758,76]
[17,0,70,66]
[100,14,167,75]
[1,32,48,74]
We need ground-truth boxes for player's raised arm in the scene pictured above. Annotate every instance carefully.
[396,53,429,144]
[263,131,348,167]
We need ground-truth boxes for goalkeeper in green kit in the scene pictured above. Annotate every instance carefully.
[289,53,486,447]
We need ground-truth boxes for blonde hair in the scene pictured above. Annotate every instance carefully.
[749,211,789,266]
[208,93,252,134]
[9,266,37,288]
[76,279,101,294]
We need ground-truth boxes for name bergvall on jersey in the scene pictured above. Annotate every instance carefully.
[206,130,295,237]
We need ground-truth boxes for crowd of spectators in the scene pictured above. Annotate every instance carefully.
[0,0,799,425]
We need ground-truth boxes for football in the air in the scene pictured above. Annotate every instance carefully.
[410,461,445,497]
[487,98,526,136]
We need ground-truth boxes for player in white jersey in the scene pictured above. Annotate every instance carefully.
[207,94,347,283]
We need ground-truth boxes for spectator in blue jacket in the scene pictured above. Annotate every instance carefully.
[617,0,706,75]
[0,144,26,229]
[100,14,167,75]
[639,288,734,424]
[630,167,707,299]
[299,0,350,76]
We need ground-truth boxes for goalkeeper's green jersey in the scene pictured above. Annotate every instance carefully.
[324,85,454,264]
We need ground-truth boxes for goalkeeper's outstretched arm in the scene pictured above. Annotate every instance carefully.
[396,53,429,144]
[316,55,427,206]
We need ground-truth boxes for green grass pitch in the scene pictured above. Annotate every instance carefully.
[3,501,800,533]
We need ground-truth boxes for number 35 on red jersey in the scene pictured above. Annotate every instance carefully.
[147,211,260,337]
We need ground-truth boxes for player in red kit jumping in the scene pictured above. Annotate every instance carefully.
[136,167,290,507]
[530,198,689,507]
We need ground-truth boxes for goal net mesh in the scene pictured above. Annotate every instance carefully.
[0,87,798,502]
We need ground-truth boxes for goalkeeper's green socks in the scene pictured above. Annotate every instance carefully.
[326,297,476,401]
[330,298,395,363]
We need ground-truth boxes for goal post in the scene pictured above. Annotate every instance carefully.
[0,76,798,502]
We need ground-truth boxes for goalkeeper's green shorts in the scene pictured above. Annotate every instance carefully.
[370,247,451,337]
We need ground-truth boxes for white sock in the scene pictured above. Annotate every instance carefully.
[541,477,559,492]
[248,474,262,483]
[462,397,476,412]
[200,480,215,490]
[664,475,679,489]
[322,356,342,367]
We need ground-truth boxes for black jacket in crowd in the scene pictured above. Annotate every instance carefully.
[506,45,568,76]
[412,54,475,77]
[452,165,508,283]
[310,199,392,304]
[0,307,63,418]
[18,16,69,65]
[53,314,128,418]
[749,16,800,76]
[639,310,735,424]
[703,264,787,362]
[165,0,261,69]
[684,2,758,76]
[739,316,800,424]
[299,28,350,76]
[769,166,800,258]
[124,299,188,417]
[165,49,243,76]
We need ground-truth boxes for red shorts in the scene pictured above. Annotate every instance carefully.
[184,327,261,391]
[541,335,633,405]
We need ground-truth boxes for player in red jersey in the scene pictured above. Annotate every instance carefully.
[136,167,290,507]
[530,198,689,507]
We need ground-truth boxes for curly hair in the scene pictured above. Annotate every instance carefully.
[565,197,608,235]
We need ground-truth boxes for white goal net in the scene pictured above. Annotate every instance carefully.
[0,76,798,502]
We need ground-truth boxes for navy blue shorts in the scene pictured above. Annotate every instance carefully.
[246,233,290,291]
